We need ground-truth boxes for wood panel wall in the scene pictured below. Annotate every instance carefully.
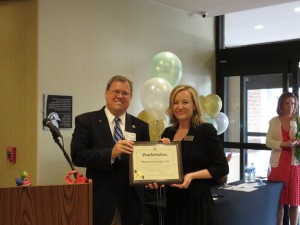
[0,0,38,187]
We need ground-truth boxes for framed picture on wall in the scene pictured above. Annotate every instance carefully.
[43,94,72,129]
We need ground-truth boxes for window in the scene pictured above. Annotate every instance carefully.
[216,20,300,181]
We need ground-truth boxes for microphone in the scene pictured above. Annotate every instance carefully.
[43,118,78,180]
[43,118,63,138]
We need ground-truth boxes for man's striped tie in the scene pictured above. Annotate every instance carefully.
[113,117,123,142]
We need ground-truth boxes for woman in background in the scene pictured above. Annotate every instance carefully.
[266,92,300,225]
[159,84,229,225]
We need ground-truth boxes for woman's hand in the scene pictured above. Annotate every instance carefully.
[293,138,300,146]
[282,139,300,148]
[170,173,193,189]
[160,137,171,144]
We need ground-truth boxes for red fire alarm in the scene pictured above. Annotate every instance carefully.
[6,146,16,163]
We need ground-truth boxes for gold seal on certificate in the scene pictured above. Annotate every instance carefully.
[129,141,183,185]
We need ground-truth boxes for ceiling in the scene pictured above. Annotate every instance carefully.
[149,0,300,47]
[149,0,299,17]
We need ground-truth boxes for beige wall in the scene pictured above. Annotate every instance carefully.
[0,0,215,187]
[0,0,38,187]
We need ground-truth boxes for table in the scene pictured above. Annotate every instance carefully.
[212,181,284,225]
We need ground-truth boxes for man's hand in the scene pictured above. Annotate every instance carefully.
[112,140,134,159]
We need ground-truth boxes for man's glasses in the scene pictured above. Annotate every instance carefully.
[109,90,131,97]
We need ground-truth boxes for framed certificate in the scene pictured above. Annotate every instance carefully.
[129,141,183,185]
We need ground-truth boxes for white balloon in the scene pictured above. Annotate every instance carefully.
[140,78,172,120]
[213,112,229,135]
[203,113,218,131]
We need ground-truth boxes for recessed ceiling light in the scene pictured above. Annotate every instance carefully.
[254,25,264,30]
[294,7,300,12]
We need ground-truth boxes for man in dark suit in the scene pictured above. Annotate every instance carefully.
[71,75,150,225]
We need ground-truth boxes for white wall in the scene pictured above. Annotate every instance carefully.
[37,0,215,185]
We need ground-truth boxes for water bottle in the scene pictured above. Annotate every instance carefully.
[250,163,256,183]
[244,164,251,183]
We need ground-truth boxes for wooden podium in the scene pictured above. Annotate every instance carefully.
[0,180,92,225]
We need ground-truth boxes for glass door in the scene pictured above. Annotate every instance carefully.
[223,73,293,182]
[244,74,288,179]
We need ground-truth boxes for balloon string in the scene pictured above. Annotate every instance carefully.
[155,120,158,140]
[155,120,162,141]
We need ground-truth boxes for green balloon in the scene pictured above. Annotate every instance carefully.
[150,52,182,86]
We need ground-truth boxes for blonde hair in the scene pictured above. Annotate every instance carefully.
[166,84,204,128]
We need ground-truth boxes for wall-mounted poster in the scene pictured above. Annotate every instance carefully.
[44,94,72,129]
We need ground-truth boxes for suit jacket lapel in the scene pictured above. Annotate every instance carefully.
[125,113,135,133]
[96,107,115,145]
[125,113,140,142]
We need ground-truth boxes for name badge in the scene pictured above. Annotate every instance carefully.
[290,121,297,127]
[184,135,194,141]
[124,131,136,141]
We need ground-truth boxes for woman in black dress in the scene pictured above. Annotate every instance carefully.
[160,84,229,225]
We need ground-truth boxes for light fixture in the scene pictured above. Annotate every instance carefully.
[254,25,264,30]
[294,7,300,12]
